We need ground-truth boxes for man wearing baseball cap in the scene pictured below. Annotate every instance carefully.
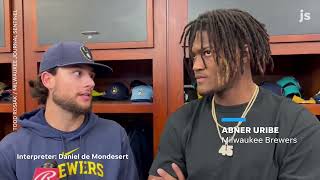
[0,42,138,180]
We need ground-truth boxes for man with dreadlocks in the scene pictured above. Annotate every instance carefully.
[148,9,320,180]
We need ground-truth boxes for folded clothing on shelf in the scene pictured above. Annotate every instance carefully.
[292,95,316,104]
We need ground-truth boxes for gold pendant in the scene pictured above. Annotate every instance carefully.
[218,144,233,157]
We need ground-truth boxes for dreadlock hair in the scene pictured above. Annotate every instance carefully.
[180,9,274,83]
[29,68,57,105]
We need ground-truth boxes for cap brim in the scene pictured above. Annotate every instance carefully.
[101,95,129,100]
[86,62,113,75]
[131,98,152,102]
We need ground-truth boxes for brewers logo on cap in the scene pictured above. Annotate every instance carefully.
[101,82,129,100]
[111,87,119,94]
[137,89,144,96]
[80,46,93,61]
[130,85,153,102]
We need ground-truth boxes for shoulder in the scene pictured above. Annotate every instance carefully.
[259,87,306,116]
[260,88,319,134]
[0,128,30,154]
[95,116,123,129]
[166,96,210,130]
[275,93,316,124]
[279,98,319,132]
[90,113,127,136]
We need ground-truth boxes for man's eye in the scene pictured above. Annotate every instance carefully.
[90,73,96,79]
[203,50,212,56]
[73,71,81,77]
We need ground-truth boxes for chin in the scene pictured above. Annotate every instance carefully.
[197,87,213,96]
[77,102,92,110]
[197,85,225,96]
[81,104,92,110]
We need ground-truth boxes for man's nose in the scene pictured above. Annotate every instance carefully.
[84,75,95,88]
[192,56,205,71]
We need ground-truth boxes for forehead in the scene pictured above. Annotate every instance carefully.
[191,31,210,52]
[64,64,93,71]
[59,64,94,72]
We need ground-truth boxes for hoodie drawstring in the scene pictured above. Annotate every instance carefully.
[80,135,85,180]
[60,135,69,180]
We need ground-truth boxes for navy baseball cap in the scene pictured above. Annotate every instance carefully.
[102,82,129,100]
[260,82,282,96]
[130,80,147,89]
[39,41,113,75]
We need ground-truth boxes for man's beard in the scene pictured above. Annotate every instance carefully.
[206,71,238,96]
[52,91,92,116]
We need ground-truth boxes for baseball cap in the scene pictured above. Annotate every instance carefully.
[102,82,129,100]
[92,90,104,97]
[39,41,113,75]
[277,76,301,90]
[260,82,282,96]
[131,85,153,102]
[276,76,302,98]
[283,85,301,97]
[130,80,147,89]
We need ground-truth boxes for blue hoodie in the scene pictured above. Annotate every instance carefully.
[0,108,139,180]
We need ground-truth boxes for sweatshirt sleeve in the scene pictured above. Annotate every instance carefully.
[118,128,139,180]
[0,142,18,180]
[278,109,320,180]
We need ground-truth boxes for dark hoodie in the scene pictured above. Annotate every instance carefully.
[0,108,138,180]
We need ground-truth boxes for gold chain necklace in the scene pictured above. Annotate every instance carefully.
[212,85,259,157]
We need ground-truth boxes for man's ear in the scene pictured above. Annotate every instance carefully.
[242,44,250,64]
[40,72,55,90]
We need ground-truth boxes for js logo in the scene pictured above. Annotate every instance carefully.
[34,170,57,180]
[299,9,311,23]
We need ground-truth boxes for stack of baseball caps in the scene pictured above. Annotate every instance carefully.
[0,82,12,102]
[92,80,153,102]
[276,76,302,98]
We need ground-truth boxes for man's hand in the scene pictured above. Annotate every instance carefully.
[149,163,185,180]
